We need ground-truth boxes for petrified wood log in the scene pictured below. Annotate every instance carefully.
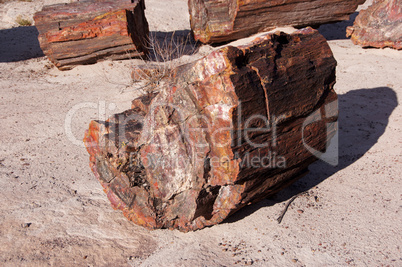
[33,0,149,70]
[188,0,365,43]
[346,0,402,50]
[84,27,338,231]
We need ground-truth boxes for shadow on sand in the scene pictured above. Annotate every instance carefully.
[318,12,359,40]
[0,26,44,62]
[147,30,199,61]
[225,86,398,224]
[0,28,198,64]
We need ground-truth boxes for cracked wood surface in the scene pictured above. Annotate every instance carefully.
[189,0,365,43]
[33,0,149,70]
[84,28,338,231]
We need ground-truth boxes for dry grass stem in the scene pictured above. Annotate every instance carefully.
[127,31,198,94]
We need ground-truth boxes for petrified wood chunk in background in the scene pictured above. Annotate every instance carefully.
[188,0,365,43]
[346,0,402,50]
[33,0,149,70]
[84,27,338,231]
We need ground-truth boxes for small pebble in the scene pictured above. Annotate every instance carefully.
[297,209,304,214]
[21,223,32,228]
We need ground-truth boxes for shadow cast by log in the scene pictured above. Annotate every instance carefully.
[224,87,398,224]
[318,12,359,40]
[0,26,44,62]
[147,30,199,61]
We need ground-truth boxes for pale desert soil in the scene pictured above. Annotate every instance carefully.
[0,0,401,266]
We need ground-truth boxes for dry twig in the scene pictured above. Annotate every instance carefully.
[276,191,307,224]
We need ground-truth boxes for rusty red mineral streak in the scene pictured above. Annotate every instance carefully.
[33,0,149,70]
[188,0,365,43]
[84,28,338,231]
[44,11,130,43]
[346,0,402,50]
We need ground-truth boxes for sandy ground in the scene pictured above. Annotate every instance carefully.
[0,0,401,266]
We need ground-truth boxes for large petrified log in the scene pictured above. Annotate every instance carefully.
[346,0,402,50]
[188,0,365,43]
[84,27,338,231]
[33,0,149,70]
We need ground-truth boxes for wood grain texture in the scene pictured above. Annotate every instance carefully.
[34,0,149,70]
[189,0,366,43]
[84,28,338,231]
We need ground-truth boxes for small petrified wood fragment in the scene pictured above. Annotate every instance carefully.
[34,0,149,70]
[346,0,402,50]
[188,0,365,43]
[84,27,338,231]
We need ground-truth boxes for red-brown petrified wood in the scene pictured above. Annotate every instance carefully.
[34,0,149,70]
[188,0,365,43]
[84,28,338,231]
[346,0,402,50]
